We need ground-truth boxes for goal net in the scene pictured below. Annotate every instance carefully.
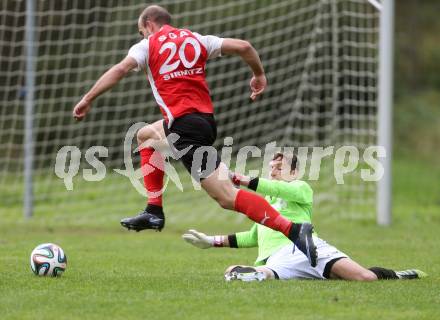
[0,0,379,225]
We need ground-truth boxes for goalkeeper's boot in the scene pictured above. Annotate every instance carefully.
[395,269,428,280]
[120,205,165,232]
[288,223,318,267]
[224,267,266,282]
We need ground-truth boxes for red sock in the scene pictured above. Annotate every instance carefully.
[140,147,165,207]
[234,189,293,237]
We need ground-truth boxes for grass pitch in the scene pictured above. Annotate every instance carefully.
[0,155,439,320]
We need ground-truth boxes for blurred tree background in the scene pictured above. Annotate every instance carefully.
[395,0,440,162]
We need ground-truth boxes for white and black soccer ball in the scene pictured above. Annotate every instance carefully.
[30,243,67,277]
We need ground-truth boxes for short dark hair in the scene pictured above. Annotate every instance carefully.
[273,152,298,171]
[140,5,172,28]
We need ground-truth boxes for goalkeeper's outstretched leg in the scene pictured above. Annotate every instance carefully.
[183,229,427,281]
[222,258,427,282]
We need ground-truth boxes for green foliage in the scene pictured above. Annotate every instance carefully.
[394,90,440,160]
[395,0,440,93]
[394,1,440,161]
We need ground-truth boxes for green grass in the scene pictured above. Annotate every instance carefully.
[1,155,439,320]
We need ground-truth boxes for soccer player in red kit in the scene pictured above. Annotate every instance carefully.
[73,5,317,266]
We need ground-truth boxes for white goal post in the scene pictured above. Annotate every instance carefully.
[0,0,392,225]
[377,0,394,226]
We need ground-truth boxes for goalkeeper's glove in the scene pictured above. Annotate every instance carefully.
[182,229,224,249]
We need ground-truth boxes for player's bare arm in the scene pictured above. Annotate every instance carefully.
[73,56,138,121]
[221,39,267,101]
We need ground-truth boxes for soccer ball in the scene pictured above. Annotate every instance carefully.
[30,243,67,277]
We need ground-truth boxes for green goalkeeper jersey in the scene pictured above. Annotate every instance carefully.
[235,178,314,266]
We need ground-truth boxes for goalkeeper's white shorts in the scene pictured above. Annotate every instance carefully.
[264,236,348,280]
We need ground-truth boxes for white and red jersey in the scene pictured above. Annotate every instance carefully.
[128,25,224,127]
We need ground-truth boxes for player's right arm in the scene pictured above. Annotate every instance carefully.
[182,224,258,249]
[221,39,267,101]
[73,56,138,121]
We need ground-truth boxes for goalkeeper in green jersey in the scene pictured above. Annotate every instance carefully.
[183,152,427,281]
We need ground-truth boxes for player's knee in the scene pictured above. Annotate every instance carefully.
[136,127,148,144]
[137,126,156,144]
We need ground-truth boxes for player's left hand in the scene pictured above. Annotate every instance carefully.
[73,98,91,121]
[229,171,251,188]
[250,74,267,101]
[229,171,249,187]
